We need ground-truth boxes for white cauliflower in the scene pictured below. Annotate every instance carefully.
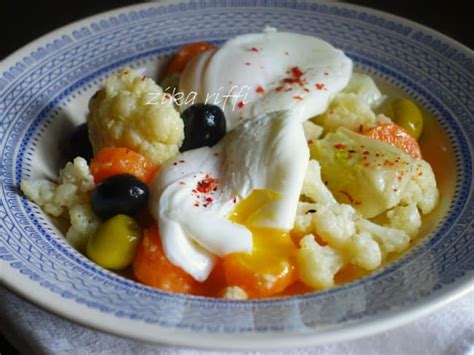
[386,203,422,237]
[303,121,324,144]
[342,73,384,108]
[355,219,410,256]
[400,160,439,215]
[88,67,184,165]
[21,157,99,252]
[314,92,377,133]
[294,156,414,274]
[314,73,384,133]
[310,203,357,248]
[297,234,344,290]
[21,157,94,217]
[293,202,318,237]
[302,160,336,205]
[311,127,439,219]
[59,157,95,192]
[349,231,382,270]
[66,203,100,252]
[300,160,357,248]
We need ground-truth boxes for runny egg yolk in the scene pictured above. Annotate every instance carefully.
[223,189,298,297]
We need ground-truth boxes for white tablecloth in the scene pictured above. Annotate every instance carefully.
[0,286,473,355]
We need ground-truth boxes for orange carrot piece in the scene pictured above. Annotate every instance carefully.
[222,252,297,298]
[164,42,215,76]
[132,225,200,295]
[90,147,158,184]
[363,123,422,159]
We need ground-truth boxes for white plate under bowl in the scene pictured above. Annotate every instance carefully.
[0,0,473,350]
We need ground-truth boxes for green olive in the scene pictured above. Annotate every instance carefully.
[389,98,424,140]
[87,214,141,270]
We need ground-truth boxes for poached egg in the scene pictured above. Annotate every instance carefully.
[150,110,309,281]
[179,30,353,130]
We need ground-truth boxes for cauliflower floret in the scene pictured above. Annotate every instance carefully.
[315,93,377,133]
[311,203,357,248]
[21,157,98,252]
[301,160,357,248]
[311,127,439,218]
[355,219,410,256]
[88,67,184,165]
[297,234,344,290]
[400,160,439,215]
[293,202,318,236]
[302,160,336,205]
[221,286,248,300]
[21,157,94,217]
[349,231,382,270]
[66,203,100,252]
[341,73,384,109]
[303,121,324,144]
[386,203,422,237]
[60,157,95,192]
[314,74,384,133]
[21,179,64,216]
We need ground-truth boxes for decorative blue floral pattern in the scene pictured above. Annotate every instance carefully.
[0,0,472,342]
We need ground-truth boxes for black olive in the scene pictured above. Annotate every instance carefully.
[91,174,149,220]
[180,104,226,152]
[66,123,93,162]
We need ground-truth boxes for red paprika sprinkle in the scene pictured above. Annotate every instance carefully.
[291,66,303,78]
[237,101,245,109]
[315,83,325,90]
[293,96,303,100]
[255,86,265,94]
[196,177,219,194]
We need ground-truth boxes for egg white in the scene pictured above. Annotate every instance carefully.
[179,30,353,130]
[150,110,309,281]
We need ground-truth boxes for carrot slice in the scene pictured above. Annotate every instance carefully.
[222,229,298,298]
[90,147,158,184]
[223,252,297,298]
[363,123,422,159]
[132,225,200,295]
[164,42,215,76]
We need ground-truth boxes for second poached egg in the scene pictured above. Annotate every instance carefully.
[179,30,353,130]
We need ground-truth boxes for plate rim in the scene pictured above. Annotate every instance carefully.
[3,271,473,350]
[0,0,473,349]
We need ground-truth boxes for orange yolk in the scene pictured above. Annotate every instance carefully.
[222,190,298,297]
